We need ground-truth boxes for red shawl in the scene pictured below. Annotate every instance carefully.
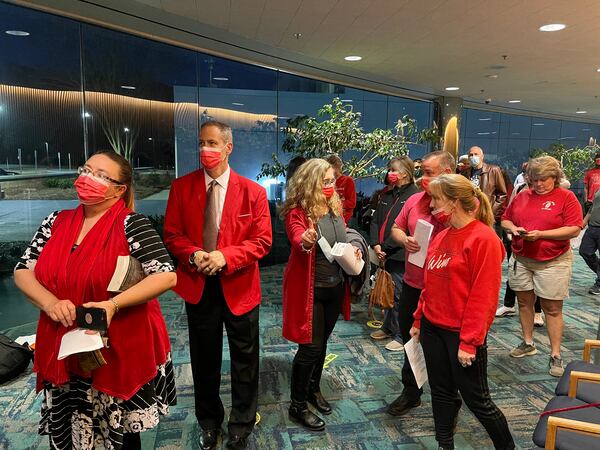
[34,200,171,400]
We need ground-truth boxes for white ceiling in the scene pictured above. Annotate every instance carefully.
[112,0,600,120]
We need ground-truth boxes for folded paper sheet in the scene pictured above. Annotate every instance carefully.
[58,328,104,360]
[407,219,434,268]
[404,337,428,389]
[330,242,365,276]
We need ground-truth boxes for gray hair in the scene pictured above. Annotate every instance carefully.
[423,150,456,171]
[201,120,233,143]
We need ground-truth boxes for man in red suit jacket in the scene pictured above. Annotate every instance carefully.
[326,154,356,224]
[164,120,272,450]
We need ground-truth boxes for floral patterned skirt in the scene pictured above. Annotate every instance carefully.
[39,355,176,450]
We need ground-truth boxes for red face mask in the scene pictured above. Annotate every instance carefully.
[387,173,399,185]
[200,147,223,169]
[595,158,600,166]
[323,186,335,198]
[421,177,431,193]
[74,175,110,205]
[432,207,452,225]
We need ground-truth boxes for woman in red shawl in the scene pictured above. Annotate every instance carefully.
[14,151,177,450]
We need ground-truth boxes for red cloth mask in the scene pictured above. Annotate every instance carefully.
[387,173,399,185]
[323,186,335,198]
[201,147,223,169]
[74,174,110,205]
[432,207,452,225]
[421,177,431,193]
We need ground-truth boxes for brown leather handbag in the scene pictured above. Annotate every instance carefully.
[368,263,395,320]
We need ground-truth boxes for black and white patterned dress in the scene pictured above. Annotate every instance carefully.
[16,212,177,450]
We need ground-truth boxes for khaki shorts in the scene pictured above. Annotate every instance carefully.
[508,250,573,300]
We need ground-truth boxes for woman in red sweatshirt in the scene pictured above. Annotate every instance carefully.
[410,174,514,450]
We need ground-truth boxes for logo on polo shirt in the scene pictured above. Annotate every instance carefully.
[541,201,556,211]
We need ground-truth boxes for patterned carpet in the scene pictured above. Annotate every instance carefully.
[1,254,599,450]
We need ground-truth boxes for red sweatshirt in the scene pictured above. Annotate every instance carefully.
[413,220,505,354]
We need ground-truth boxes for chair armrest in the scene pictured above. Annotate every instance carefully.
[568,371,600,397]
[546,416,600,449]
[583,340,600,362]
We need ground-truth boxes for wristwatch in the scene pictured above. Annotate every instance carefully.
[189,251,197,267]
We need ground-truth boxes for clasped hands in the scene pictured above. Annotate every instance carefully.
[194,250,226,276]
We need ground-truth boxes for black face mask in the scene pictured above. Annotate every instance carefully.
[414,169,423,178]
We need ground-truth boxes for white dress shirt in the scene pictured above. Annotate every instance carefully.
[204,165,230,229]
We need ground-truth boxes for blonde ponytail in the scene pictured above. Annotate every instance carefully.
[474,188,494,227]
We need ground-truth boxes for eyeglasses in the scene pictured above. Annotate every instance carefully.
[322,178,336,188]
[77,166,124,185]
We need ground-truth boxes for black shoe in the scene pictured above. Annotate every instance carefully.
[289,401,325,431]
[199,429,220,450]
[308,391,332,415]
[387,393,421,416]
[226,434,248,450]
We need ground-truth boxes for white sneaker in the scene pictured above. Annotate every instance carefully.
[385,340,404,352]
[534,312,544,327]
[370,329,391,340]
[495,306,516,317]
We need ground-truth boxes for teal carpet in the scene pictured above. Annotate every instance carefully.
[1,254,599,449]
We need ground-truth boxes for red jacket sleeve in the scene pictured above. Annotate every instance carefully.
[220,186,273,274]
[459,234,504,354]
[163,180,201,265]
[285,208,309,252]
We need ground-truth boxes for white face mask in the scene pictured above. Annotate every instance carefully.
[469,156,481,167]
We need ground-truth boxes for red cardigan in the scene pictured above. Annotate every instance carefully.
[282,207,351,344]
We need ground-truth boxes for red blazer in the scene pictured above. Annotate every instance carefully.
[335,175,356,223]
[282,207,351,344]
[164,168,272,315]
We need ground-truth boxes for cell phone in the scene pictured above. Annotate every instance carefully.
[517,229,529,235]
[76,306,107,333]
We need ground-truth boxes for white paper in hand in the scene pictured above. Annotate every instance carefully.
[407,219,434,268]
[404,337,428,389]
[58,328,104,360]
[330,242,365,276]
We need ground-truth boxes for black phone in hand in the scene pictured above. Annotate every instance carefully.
[76,306,107,333]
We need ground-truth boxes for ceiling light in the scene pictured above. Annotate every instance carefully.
[597,68,600,72]
[294,33,302,39]
[5,30,29,36]
[148,137,153,141]
[340,99,353,102]
[124,127,130,132]
[445,86,460,91]
[511,132,521,135]
[213,77,229,81]
[583,128,592,131]
[576,110,587,114]
[120,85,136,90]
[82,112,91,118]
[508,100,521,103]
[478,118,492,121]
[533,123,545,126]
[539,23,566,32]
[344,55,362,61]
[232,102,244,106]
[559,136,575,140]
[485,74,499,79]
[477,132,490,135]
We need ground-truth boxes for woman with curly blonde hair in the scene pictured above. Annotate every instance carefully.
[281,158,359,431]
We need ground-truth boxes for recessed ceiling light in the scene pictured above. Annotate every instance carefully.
[445,86,460,91]
[539,23,566,32]
[478,118,492,121]
[508,100,521,103]
[232,102,244,106]
[576,110,587,114]
[533,123,545,126]
[597,68,600,72]
[485,74,499,79]
[344,55,362,61]
[213,77,229,81]
[294,33,302,39]
[120,85,136,90]
[5,30,29,36]
[148,137,153,141]
[340,99,353,102]
[477,132,490,135]
[124,127,130,132]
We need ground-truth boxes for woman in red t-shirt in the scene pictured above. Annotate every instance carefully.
[409,174,514,450]
[501,156,582,377]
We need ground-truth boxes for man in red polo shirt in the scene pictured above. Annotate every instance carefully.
[327,154,356,224]
[387,150,455,416]
[583,152,600,213]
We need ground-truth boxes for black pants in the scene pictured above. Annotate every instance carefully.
[122,433,141,450]
[503,279,542,312]
[399,283,423,400]
[421,317,514,450]
[186,277,260,437]
[292,282,344,401]
[579,225,600,286]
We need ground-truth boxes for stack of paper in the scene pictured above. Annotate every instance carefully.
[330,242,365,276]
[58,328,104,360]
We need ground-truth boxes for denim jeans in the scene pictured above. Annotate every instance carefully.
[382,261,404,342]
[579,225,600,286]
